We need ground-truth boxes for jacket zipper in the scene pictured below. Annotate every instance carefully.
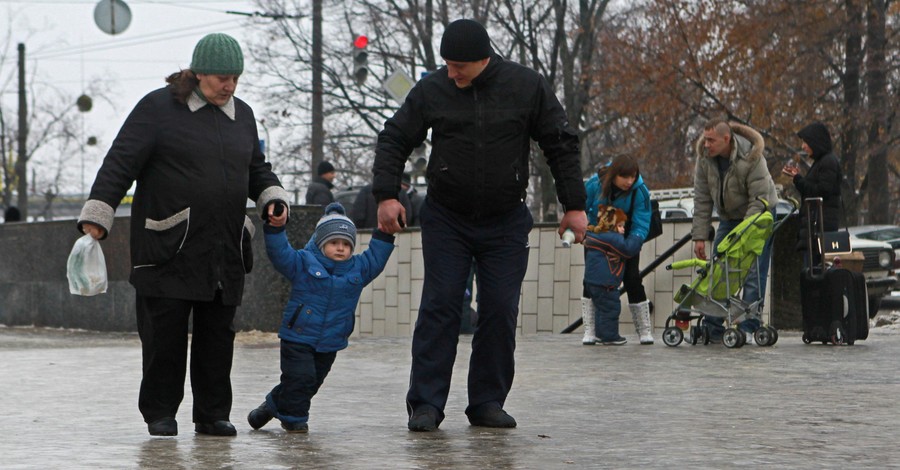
[287,303,305,329]
[212,107,227,287]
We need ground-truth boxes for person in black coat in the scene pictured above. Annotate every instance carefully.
[78,33,290,437]
[351,183,412,229]
[306,161,336,205]
[782,121,842,265]
[401,173,425,227]
[372,19,587,432]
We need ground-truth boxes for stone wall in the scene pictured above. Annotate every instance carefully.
[0,208,801,335]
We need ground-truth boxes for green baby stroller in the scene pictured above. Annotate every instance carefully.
[661,199,797,348]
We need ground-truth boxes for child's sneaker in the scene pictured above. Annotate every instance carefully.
[599,336,627,346]
[281,421,309,433]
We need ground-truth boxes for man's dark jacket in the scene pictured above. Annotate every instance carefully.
[372,53,585,219]
[306,176,335,206]
[78,86,286,305]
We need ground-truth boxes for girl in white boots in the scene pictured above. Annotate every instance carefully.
[581,156,655,345]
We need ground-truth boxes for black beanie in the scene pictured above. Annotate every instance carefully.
[797,122,833,159]
[440,19,493,62]
[317,161,335,176]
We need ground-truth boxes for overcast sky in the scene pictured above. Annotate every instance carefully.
[1,0,264,194]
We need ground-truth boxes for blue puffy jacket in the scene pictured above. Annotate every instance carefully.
[265,227,395,352]
[583,231,642,288]
[584,173,651,242]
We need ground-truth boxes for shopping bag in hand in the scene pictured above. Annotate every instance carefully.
[67,234,108,296]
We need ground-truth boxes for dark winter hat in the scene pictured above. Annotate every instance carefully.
[191,33,244,75]
[440,19,493,62]
[317,160,336,176]
[797,122,833,159]
[3,206,21,222]
[315,203,356,252]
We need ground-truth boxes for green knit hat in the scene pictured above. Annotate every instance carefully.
[191,33,243,75]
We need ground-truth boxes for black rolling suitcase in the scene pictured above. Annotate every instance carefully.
[800,198,868,345]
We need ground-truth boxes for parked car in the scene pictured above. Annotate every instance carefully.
[825,229,898,318]
[334,188,359,209]
[847,225,900,269]
[657,198,694,220]
[655,196,795,221]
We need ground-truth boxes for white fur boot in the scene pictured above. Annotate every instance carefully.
[630,300,654,345]
[581,297,598,345]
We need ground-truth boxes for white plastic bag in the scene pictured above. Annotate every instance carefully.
[67,234,108,296]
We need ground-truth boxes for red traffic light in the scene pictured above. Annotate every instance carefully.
[353,35,368,48]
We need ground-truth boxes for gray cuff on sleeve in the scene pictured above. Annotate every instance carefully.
[78,199,115,236]
[256,186,291,219]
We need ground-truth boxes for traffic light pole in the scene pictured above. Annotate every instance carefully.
[16,43,28,220]
[311,0,324,167]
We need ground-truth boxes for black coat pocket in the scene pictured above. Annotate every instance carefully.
[135,208,190,267]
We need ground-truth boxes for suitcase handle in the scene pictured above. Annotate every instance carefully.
[804,197,826,275]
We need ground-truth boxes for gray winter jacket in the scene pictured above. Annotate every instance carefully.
[691,123,778,241]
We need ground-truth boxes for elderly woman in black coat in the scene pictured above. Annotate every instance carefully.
[78,33,290,437]
[782,121,842,266]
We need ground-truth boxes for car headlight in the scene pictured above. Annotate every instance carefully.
[878,250,892,268]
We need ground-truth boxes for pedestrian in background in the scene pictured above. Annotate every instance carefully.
[77,33,290,437]
[3,206,21,223]
[402,173,425,226]
[246,203,395,433]
[580,156,655,346]
[306,161,336,205]
[371,18,587,432]
[782,121,841,268]
[691,117,778,341]
[351,183,412,229]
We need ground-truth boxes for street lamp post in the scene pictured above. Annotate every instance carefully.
[76,94,92,199]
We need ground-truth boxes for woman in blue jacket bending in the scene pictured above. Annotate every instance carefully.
[581,155,654,345]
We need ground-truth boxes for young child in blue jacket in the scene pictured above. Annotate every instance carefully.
[247,202,395,432]
[583,205,643,345]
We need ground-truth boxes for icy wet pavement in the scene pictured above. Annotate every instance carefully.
[2,326,900,469]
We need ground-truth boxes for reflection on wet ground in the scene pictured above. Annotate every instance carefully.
[2,327,900,469]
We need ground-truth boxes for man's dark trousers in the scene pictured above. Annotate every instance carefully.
[406,198,532,423]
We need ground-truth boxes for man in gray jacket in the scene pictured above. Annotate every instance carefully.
[692,117,778,340]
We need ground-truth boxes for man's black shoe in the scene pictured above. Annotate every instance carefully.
[147,417,177,436]
[195,420,237,436]
[408,405,439,432]
[247,401,274,430]
[466,403,517,428]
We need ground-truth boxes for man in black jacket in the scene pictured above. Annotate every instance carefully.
[372,19,587,432]
[306,161,336,206]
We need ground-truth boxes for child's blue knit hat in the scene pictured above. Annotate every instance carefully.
[315,203,356,252]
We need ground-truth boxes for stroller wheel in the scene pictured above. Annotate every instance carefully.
[689,325,700,345]
[770,328,779,345]
[802,333,812,344]
[723,328,743,348]
[702,326,712,345]
[754,327,775,347]
[662,327,683,347]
